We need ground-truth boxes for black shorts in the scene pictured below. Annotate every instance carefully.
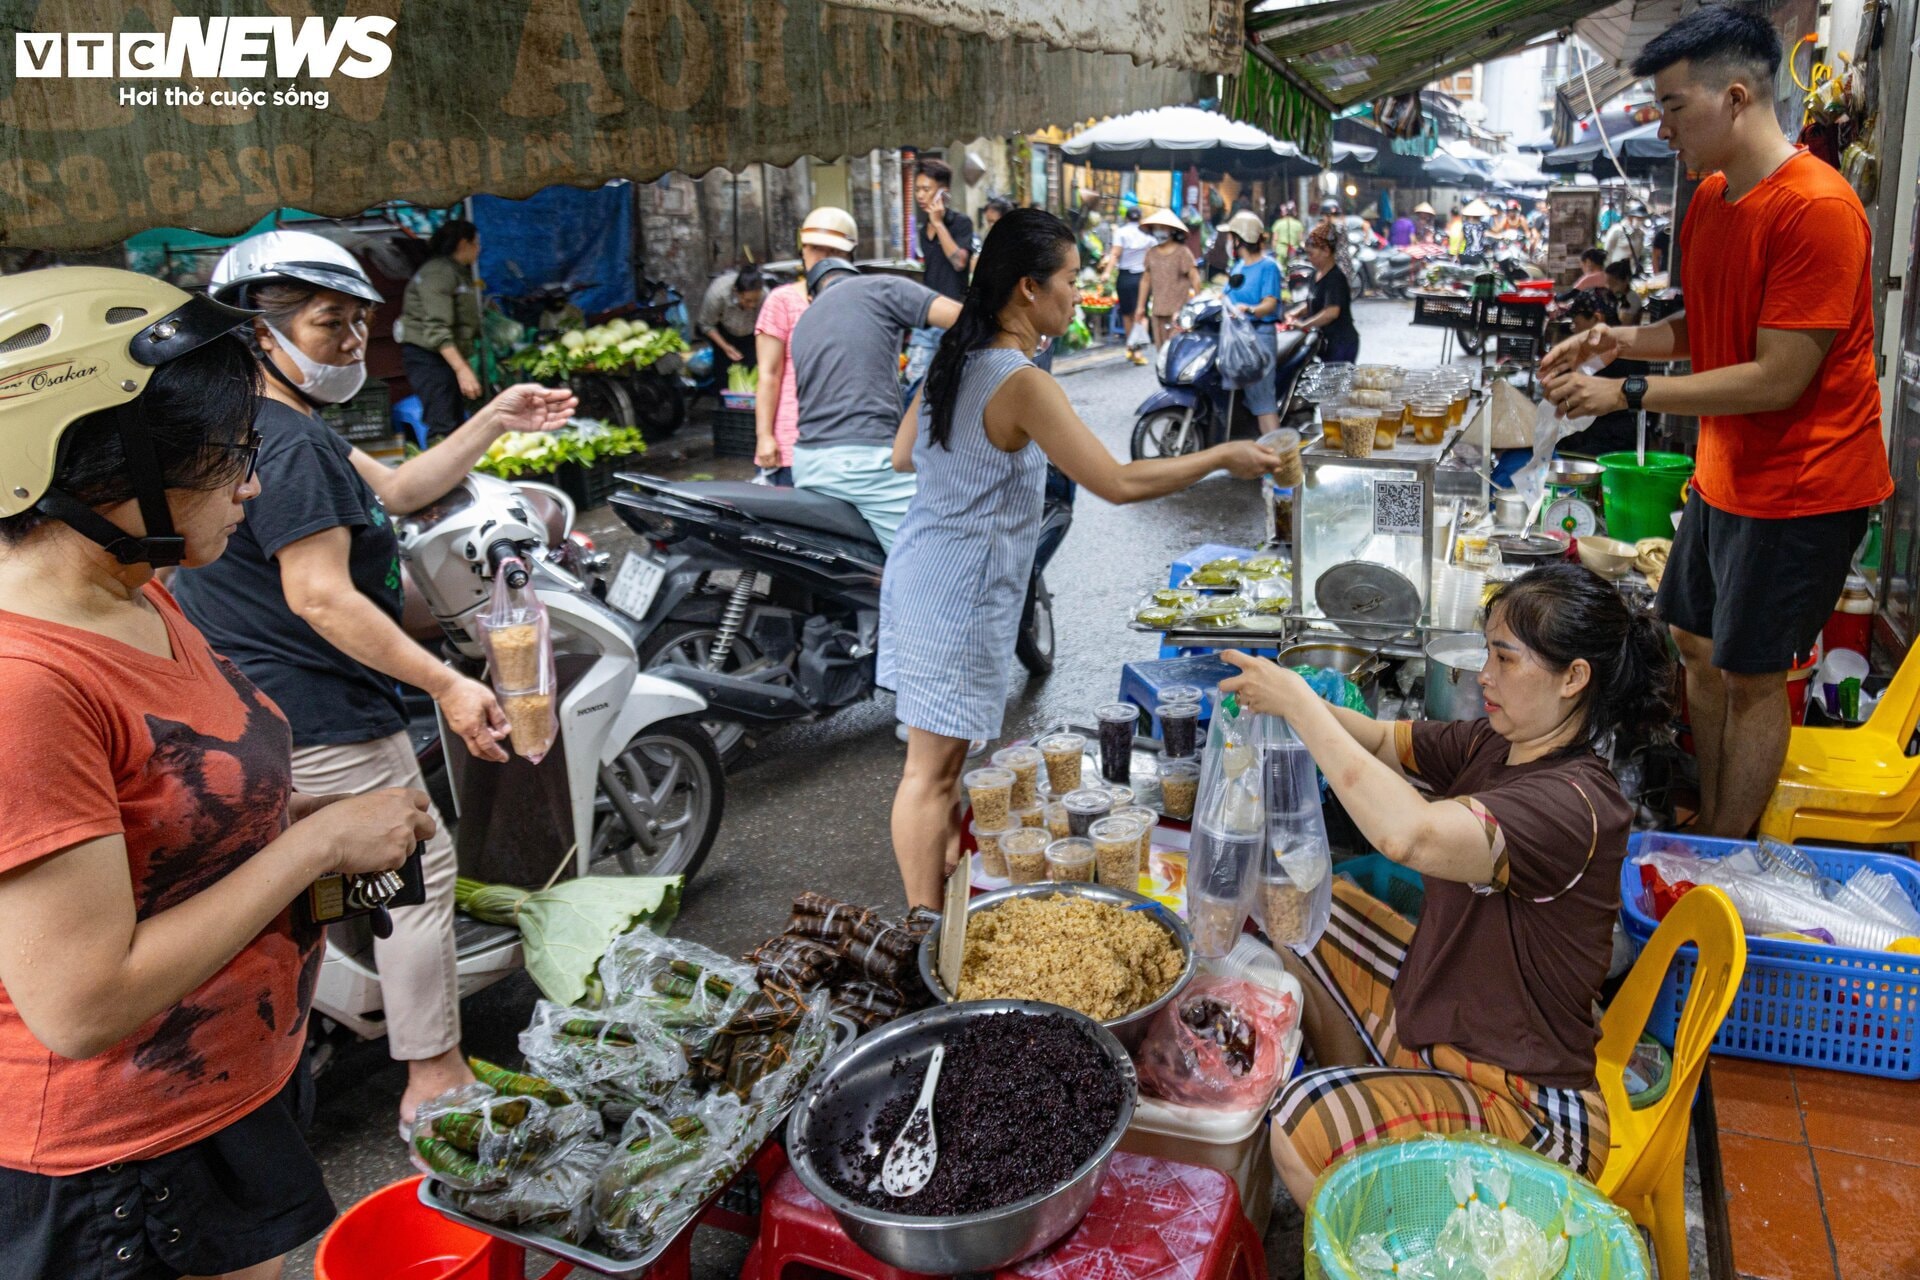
[1656,494,1870,675]
[0,1063,335,1280]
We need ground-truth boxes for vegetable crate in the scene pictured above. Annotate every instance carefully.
[713,407,758,459]
[1620,832,1920,1078]
[556,455,626,511]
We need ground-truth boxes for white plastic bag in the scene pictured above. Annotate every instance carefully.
[477,556,558,762]
[1127,319,1151,350]
[1256,716,1333,953]
[1187,695,1264,957]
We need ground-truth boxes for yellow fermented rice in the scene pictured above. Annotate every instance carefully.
[956,894,1183,1020]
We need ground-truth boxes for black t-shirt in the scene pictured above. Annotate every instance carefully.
[174,399,407,748]
[1310,267,1359,349]
[919,208,974,301]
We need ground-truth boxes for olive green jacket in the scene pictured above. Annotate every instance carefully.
[397,255,481,356]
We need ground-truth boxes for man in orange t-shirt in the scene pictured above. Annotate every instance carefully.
[1542,4,1890,839]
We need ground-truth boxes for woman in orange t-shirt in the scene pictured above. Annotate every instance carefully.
[0,269,433,1278]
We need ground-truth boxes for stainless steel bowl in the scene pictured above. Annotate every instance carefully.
[785,1000,1138,1273]
[915,881,1197,1051]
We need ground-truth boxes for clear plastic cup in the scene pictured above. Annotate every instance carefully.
[970,818,1019,879]
[990,745,1043,809]
[1337,405,1379,458]
[1001,828,1051,884]
[1257,428,1303,488]
[1116,805,1160,870]
[1408,396,1450,446]
[1095,703,1138,785]
[1038,732,1087,794]
[1157,701,1201,759]
[1042,800,1073,840]
[1090,815,1145,889]
[1159,684,1204,704]
[1045,836,1097,882]
[1159,757,1200,820]
[1062,787,1114,837]
[1012,801,1046,830]
[1104,785,1136,810]
[1447,384,1470,427]
[962,766,1015,828]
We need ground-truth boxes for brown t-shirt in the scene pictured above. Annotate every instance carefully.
[1389,719,1629,1090]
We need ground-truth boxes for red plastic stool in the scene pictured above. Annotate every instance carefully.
[751,1152,1265,1280]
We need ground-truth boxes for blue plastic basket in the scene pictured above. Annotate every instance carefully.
[1621,832,1920,1079]
[1337,852,1427,922]
[1307,1133,1650,1280]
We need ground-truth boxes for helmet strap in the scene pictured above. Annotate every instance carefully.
[32,401,187,568]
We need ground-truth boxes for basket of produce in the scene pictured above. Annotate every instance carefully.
[506,319,689,382]
[411,928,850,1270]
[916,882,1195,1050]
[1078,291,1117,318]
[786,1000,1137,1273]
[1307,1132,1649,1279]
[475,417,646,489]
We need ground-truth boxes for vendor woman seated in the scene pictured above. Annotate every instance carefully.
[1217,563,1673,1206]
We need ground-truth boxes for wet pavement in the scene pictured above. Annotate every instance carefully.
[290,300,1454,1278]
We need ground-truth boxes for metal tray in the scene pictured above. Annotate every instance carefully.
[417,1014,858,1275]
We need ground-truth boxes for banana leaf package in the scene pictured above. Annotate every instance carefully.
[408,1079,602,1192]
[519,1000,691,1116]
[446,1139,610,1244]
[455,876,682,1008]
[786,891,874,944]
[745,933,840,989]
[600,928,755,1028]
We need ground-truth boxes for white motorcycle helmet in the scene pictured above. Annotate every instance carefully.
[209,229,383,307]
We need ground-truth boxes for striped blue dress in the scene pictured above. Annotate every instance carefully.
[878,348,1047,741]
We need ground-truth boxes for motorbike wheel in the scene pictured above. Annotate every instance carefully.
[1131,408,1204,460]
[570,373,636,429]
[590,717,723,881]
[631,374,687,443]
[1015,570,1056,676]
[638,621,762,763]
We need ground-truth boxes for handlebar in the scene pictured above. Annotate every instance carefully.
[486,539,530,589]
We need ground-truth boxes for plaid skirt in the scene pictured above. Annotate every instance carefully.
[1271,879,1609,1182]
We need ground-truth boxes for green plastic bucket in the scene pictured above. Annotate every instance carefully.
[1598,451,1693,543]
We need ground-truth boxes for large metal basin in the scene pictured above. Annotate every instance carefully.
[785,1000,1137,1273]
[915,881,1197,1051]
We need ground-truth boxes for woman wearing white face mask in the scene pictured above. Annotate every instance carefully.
[173,230,574,1128]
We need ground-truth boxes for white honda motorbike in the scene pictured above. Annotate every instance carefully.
[309,474,723,1049]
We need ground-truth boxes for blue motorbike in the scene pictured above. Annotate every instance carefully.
[1130,291,1321,460]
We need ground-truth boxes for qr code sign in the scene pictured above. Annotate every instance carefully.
[1373,480,1425,535]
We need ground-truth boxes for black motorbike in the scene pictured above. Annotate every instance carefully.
[605,467,1075,760]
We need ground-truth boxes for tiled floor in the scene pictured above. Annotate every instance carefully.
[1711,1058,1920,1279]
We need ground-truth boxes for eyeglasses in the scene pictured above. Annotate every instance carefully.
[209,428,262,485]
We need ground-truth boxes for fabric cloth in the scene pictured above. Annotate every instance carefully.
[1390,216,1415,247]
[1272,881,1608,1182]
[291,732,460,1061]
[792,443,917,552]
[1601,220,1645,273]
[696,269,764,341]
[1143,243,1200,319]
[1111,222,1156,273]
[1657,493,1871,674]
[1599,207,1621,235]
[790,274,936,449]
[1225,254,1282,326]
[396,255,480,357]
[918,207,974,300]
[1569,270,1609,292]
[1388,718,1630,1089]
[1271,215,1306,258]
[1608,286,1643,327]
[1460,219,1489,259]
[1678,149,1890,518]
[753,282,810,467]
[1234,329,1281,417]
[0,1063,335,1278]
[879,348,1046,741]
[174,400,406,749]
[400,341,470,439]
[903,325,943,391]
[1115,270,1143,335]
[1309,266,1359,354]
[0,584,315,1175]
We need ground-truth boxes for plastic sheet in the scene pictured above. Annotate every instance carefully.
[600,928,758,1026]
[408,1081,603,1193]
[1187,696,1264,957]
[1635,836,1920,952]
[518,1001,692,1115]
[477,558,558,763]
[1135,975,1300,1108]
[445,1139,610,1244]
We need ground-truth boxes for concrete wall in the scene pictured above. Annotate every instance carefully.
[635,158,815,308]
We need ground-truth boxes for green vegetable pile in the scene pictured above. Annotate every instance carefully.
[475,417,646,480]
[726,364,758,396]
[506,318,689,381]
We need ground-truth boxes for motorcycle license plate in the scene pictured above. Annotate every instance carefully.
[607,551,667,621]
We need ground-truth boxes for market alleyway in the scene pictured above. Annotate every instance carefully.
[291,299,1454,1279]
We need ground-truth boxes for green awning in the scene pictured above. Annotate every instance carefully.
[1232,0,1616,148]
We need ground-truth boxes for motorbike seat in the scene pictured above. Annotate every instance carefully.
[1274,329,1311,361]
[644,479,880,547]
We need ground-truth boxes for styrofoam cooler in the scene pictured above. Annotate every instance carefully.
[1118,936,1302,1233]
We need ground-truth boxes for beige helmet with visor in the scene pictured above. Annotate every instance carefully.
[0,266,258,566]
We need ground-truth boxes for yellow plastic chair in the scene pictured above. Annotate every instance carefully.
[1597,885,1747,1280]
[1759,643,1920,846]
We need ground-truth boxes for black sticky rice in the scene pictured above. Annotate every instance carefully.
[826,1011,1124,1216]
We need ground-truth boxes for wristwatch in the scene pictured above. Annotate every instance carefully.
[1622,376,1648,412]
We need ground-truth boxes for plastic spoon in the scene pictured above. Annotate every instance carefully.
[880,1043,945,1198]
